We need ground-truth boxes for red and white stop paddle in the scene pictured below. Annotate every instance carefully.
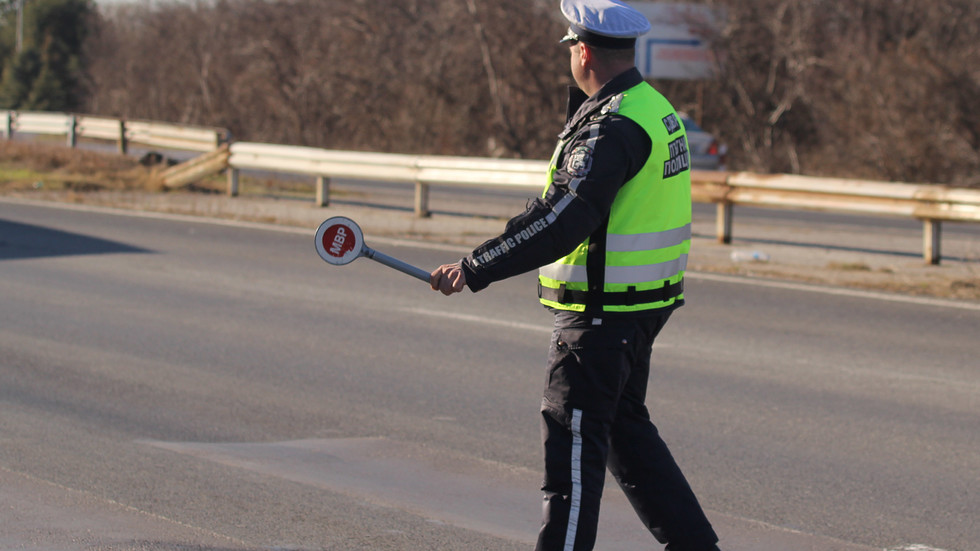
[314,216,430,282]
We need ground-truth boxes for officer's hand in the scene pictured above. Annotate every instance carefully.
[430,263,466,295]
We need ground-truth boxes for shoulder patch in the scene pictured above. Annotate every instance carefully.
[601,93,625,116]
[663,113,681,135]
[565,145,594,178]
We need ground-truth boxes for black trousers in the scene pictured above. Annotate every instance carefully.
[535,310,719,551]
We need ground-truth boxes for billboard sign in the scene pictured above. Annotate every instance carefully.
[631,3,722,80]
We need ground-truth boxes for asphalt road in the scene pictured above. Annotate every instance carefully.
[0,199,976,551]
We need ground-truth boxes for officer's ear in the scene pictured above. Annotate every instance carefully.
[577,42,594,67]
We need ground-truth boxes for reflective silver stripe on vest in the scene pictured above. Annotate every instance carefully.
[539,254,688,285]
[605,255,688,284]
[547,125,604,226]
[546,194,574,225]
[539,223,691,283]
[606,223,691,252]
[539,262,583,282]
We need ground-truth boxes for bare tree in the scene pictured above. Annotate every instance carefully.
[83,0,565,157]
[661,0,979,186]
[81,0,979,186]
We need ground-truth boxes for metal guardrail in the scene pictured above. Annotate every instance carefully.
[1,111,229,153]
[224,142,980,265]
[2,110,976,265]
[691,172,980,264]
[226,142,548,215]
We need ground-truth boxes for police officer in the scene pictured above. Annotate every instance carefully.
[431,1,721,549]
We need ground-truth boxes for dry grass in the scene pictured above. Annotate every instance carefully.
[0,140,317,198]
[0,140,161,192]
[826,261,873,272]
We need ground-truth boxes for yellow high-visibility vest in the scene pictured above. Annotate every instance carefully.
[538,82,692,313]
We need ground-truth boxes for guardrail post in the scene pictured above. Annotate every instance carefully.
[66,115,77,148]
[227,168,240,197]
[923,219,941,265]
[315,176,330,207]
[118,119,128,154]
[415,181,431,218]
[2,111,14,139]
[716,202,733,244]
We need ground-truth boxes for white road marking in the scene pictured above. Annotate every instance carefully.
[400,307,552,333]
[686,271,980,312]
[399,308,677,352]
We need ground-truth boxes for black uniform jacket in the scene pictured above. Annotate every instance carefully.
[460,68,653,293]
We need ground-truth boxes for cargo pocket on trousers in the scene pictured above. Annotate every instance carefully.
[544,325,634,415]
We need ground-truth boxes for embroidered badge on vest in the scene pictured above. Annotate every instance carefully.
[663,113,681,135]
[566,145,594,178]
[663,136,690,178]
